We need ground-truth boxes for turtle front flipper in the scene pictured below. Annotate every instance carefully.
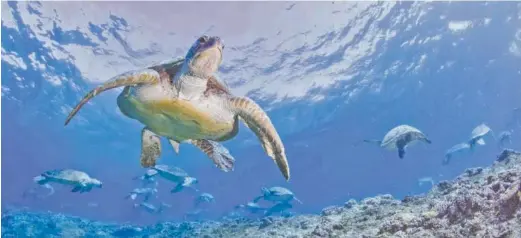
[253,196,264,203]
[64,69,162,126]
[228,97,290,181]
[141,127,162,168]
[189,139,235,172]
[71,186,82,193]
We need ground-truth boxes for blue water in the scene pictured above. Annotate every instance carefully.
[2,0,521,231]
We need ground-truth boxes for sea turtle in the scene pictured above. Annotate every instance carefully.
[134,202,170,214]
[144,164,198,193]
[125,187,158,202]
[417,177,435,187]
[264,202,293,216]
[443,142,472,165]
[468,123,494,149]
[64,35,290,181]
[253,186,302,204]
[194,192,215,207]
[497,130,512,148]
[33,169,102,193]
[364,125,432,159]
[235,202,267,214]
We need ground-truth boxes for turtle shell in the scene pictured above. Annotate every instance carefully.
[445,143,471,156]
[43,169,89,183]
[154,165,188,177]
[470,123,492,139]
[381,125,425,149]
[268,186,293,196]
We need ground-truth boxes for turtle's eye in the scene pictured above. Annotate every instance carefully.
[198,35,209,43]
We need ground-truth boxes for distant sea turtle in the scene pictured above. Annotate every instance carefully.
[33,169,102,193]
[235,202,267,214]
[417,177,435,187]
[443,142,472,165]
[364,125,432,159]
[64,35,290,181]
[125,187,158,202]
[468,123,494,149]
[134,202,170,214]
[264,202,293,216]
[194,192,215,207]
[144,165,198,193]
[497,130,512,148]
[253,186,302,204]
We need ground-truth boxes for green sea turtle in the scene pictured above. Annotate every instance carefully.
[364,124,432,159]
[443,142,472,165]
[125,187,158,202]
[264,202,293,216]
[235,202,267,214]
[144,164,198,193]
[497,130,512,148]
[64,35,290,181]
[253,186,302,204]
[194,192,215,207]
[468,123,494,149]
[134,202,170,214]
[33,169,102,193]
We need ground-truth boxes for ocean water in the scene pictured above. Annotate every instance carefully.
[1,1,521,237]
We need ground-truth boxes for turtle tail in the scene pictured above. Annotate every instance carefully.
[64,70,160,126]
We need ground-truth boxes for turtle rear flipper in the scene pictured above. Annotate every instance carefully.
[141,127,162,168]
[189,139,235,172]
[171,184,184,193]
[253,196,264,203]
[228,97,290,181]
[476,138,486,145]
[80,186,92,193]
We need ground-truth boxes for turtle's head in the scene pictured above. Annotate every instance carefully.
[90,178,102,188]
[261,187,270,195]
[185,176,199,186]
[185,35,224,78]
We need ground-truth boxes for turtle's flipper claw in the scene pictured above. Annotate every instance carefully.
[141,127,162,168]
[190,139,235,172]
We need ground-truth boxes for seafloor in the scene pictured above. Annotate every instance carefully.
[2,149,521,238]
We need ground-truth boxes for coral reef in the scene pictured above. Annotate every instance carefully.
[2,149,521,238]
